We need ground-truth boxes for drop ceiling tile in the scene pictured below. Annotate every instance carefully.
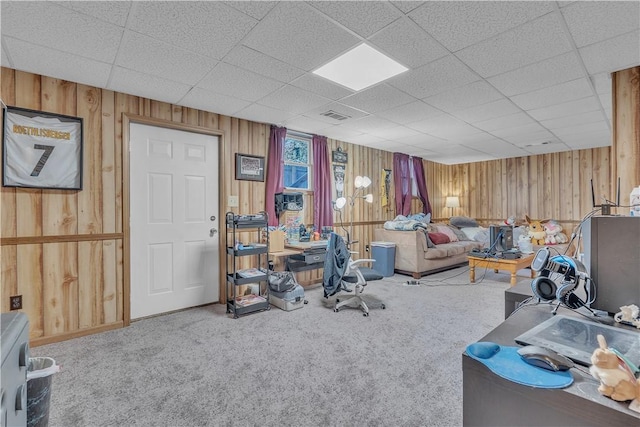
[389,55,480,99]
[369,17,449,68]
[340,84,416,114]
[452,132,507,145]
[407,114,483,139]
[321,126,365,142]
[510,78,594,111]
[180,87,252,117]
[527,96,602,121]
[346,133,388,146]
[197,63,284,102]
[409,1,555,52]
[282,115,335,134]
[128,2,257,60]
[116,31,217,85]
[423,81,505,113]
[223,46,305,84]
[53,1,132,26]
[598,93,612,114]
[579,30,640,75]
[541,110,608,130]
[401,146,439,157]
[473,112,537,132]
[562,1,640,48]
[469,140,529,157]
[222,1,278,20]
[4,38,111,89]
[488,52,585,96]
[308,1,403,38]
[242,2,360,71]
[502,130,556,146]
[341,115,399,133]
[453,99,522,124]
[394,133,447,146]
[2,1,123,63]
[376,101,444,125]
[367,125,421,140]
[257,85,332,115]
[590,73,613,94]
[563,130,611,149]
[524,142,572,155]
[390,1,425,14]
[552,121,611,139]
[489,122,548,139]
[1,44,12,68]
[289,73,354,100]
[457,12,573,78]
[432,153,499,165]
[234,103,296,126]
[108,67,191,105]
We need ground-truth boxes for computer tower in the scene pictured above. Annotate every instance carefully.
[582,216,640,314]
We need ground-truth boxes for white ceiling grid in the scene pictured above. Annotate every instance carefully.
[1,1,639,165]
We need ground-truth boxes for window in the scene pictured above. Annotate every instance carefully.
[284,132,312,190]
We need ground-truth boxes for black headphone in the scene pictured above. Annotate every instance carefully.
[530,248,590,310]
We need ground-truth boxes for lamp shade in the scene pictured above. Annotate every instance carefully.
[335,197,347,209]
[364,194,373,203]
[445,196,460,209]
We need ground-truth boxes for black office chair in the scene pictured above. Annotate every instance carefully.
[322,233,385,316]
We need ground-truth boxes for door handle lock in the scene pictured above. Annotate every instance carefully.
[210,215,216,221]
[210,228,217,237]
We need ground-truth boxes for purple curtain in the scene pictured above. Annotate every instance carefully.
[265,125,287,226]
[393,153,411,216]
[312,135,333,229]
[412,156,432,215]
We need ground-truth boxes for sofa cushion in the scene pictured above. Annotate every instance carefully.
[428,232,450,245]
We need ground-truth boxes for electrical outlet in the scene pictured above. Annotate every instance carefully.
[228,195,239,207]
[365,244,370,252]
[10,295,22,310]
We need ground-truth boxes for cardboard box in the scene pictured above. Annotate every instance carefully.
[269,230,285,253]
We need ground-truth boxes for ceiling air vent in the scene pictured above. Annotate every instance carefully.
[320,110,351,121]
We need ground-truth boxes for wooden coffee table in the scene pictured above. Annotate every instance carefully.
[468,253,536,287]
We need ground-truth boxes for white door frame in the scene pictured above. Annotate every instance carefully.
[122,114,224,325]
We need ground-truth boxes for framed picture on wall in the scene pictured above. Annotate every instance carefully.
[332,148,348,164]
[2,105,83,190]
[235,153,265,181]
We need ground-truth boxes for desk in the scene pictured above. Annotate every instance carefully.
[462,305,640,426]
[269,241,327,286]
[468,253,535,286]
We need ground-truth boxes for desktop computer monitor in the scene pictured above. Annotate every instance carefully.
[489,225,514,252]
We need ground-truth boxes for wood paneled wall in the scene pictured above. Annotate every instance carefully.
[1,65,637,345]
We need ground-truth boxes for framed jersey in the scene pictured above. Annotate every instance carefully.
[2,106,83,190]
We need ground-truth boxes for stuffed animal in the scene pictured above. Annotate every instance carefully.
[517,234,533,253]
[589,334,640,413]
[504,216,516,226]
[543,220,568,245]
[525,215,548,246]
[614,304,640,329]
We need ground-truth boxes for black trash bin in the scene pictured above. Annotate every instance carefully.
[27,357,59,427]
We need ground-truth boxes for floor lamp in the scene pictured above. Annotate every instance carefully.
[334,175,373,247]
[445,196,460,217]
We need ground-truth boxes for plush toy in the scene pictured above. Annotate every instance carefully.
[525,215,548,246]
[543,220,568,245]
[517,234,533,253]
[504,216,516,226]
[589,334,640,412]
[614,304,640,329]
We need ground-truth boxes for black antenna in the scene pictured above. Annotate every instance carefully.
[591,179,596,208]
[617,176,621,206]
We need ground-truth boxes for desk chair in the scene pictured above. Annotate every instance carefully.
[322,233,385,316]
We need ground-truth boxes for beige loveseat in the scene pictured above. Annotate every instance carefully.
[374,228,484,279]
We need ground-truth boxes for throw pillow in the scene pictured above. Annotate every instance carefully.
[460,226,483,240]
[448,225,470,241]
[436,225,459,242]
[450,216,479,228]
[428,232,450,245]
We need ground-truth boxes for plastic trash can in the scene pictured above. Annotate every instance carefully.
[27,357,60,427]
[371,241,396,277]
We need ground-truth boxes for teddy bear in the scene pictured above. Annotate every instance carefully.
[543,220,568,245]
[589,334,640,413]
[525,215,548,246]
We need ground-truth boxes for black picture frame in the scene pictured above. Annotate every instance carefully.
[332,148,348,164]
[2,105,83,190]
[235,153,265,182]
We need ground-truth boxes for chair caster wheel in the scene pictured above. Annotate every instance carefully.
[363,313,369,317]
[381,304,386,309]
[336,298,340,303]
[334,308,339,312]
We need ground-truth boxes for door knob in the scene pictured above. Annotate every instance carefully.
[210,228,217,237]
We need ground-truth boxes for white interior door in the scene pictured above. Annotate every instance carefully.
[130,123,219,319]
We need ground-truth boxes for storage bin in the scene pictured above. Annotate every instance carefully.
[270,284,305,311]
[371,241,396,277]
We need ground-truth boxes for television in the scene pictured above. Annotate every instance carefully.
[489,225,513,252]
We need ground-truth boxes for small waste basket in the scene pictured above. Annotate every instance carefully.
[371,241,396,277]
[27,357,60,427]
